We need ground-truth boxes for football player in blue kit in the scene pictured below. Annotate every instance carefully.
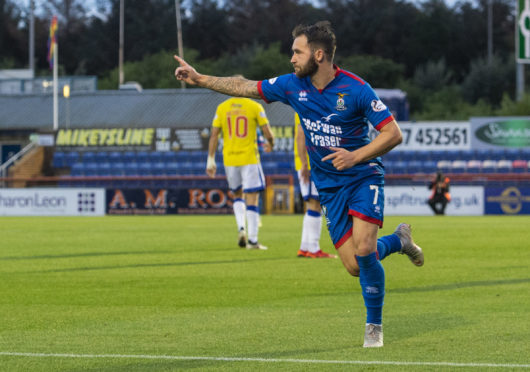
[174,21,424,348]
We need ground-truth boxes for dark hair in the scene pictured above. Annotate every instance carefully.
[292,21,336,62]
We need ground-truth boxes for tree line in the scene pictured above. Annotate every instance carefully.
[2,0,528,119]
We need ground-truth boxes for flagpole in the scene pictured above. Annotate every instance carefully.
[53,42,58,131]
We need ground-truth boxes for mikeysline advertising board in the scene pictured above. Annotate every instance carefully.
[0,188,105,216]
[53,126,296,152]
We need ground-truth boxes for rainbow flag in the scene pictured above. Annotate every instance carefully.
[47,16,58,70]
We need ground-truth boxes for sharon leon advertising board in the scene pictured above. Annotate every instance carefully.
[0,188,105,216]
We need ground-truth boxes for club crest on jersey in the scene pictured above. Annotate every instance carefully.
[298,90,308,102]
[335,93,348,111]
[371,99,387,112]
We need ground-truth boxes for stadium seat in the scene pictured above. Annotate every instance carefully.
[64,151,80,167]
[407,160,423,174]
[136,151,150,163]
[166,161,179,174]
[481,160,497,173]
[110,162,126,176]
[83,151,96,162]
[98,162,111,176]
[436,160,452,174]
[490,148,504,161]
[95,151,109,163]
[71,162,85,176]
[52,151,65,168]
[383,160,395,174]
[473,148,493,161]
[466,160,482,173]
[179,162,194,175]
[161,151,178,164]
[149,151,164,163]
[152,162,167,176]
[460,150,475,161]
[108,151,123,163]
[445,151,461,161]
[392,161,408,174]
[504,148,522,161]
[138,162,153,175]
[421,160,437,173]
[400,151,417,162]
[496,160,512,173]
[84,162,98,176]
[512,160,527,173]
[123,151,136,163]
[430,150,446,162]
[124,162,139,176]
[416,150,433,162]
[451,160,467,173]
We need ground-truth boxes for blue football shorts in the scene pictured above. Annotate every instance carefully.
[318,169,385,249]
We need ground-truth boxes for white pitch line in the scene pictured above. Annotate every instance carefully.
[0,352,529,369]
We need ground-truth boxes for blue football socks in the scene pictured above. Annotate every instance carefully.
[356,252,385,325]
[376,233,402,261]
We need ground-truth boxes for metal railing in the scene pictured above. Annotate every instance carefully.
[0,142,37,187]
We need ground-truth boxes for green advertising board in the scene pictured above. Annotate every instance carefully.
[518,0,530,63]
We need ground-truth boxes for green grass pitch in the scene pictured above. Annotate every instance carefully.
[0,215,529,371]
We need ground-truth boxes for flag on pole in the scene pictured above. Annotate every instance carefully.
[47,15,58,70]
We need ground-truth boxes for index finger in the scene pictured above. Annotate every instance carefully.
[321,147,342,162]
[173,55,187,66]
[321,152,339,162]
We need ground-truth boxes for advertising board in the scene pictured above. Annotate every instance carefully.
[485,187,530,215]
[106,188,234,215]
[384,186,484,216]
[0,188,105,216]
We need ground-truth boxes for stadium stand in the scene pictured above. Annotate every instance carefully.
[46,146,530,190]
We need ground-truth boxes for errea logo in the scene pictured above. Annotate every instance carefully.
[298,91,308,102]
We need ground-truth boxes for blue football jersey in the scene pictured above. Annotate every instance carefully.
[258,67,394,190]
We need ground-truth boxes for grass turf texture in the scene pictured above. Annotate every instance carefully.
[0,215,528,371]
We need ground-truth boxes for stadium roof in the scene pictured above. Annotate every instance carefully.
[0,88,407,131]
[0,89,296,131]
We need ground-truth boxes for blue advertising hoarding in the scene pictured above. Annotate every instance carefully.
[485,187,530,215]
[106,188,235,215]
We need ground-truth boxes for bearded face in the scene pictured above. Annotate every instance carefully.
[294,53,319,78]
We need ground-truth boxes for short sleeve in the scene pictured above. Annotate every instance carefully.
[258,74,292,105]
[256,102,270,127]
[212,106,222,128]
[359,84,394,131]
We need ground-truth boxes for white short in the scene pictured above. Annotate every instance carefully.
[225,163,266,193]
[297,169,319,201]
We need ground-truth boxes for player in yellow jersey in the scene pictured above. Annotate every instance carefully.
[206,97,274,250]
[294,113,337,258]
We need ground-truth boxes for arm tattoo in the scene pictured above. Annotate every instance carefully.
[200,76,261,99]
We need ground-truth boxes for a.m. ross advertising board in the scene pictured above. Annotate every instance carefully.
[106,188,235,215]
[384,186,484,216]
[0,188,105,216]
